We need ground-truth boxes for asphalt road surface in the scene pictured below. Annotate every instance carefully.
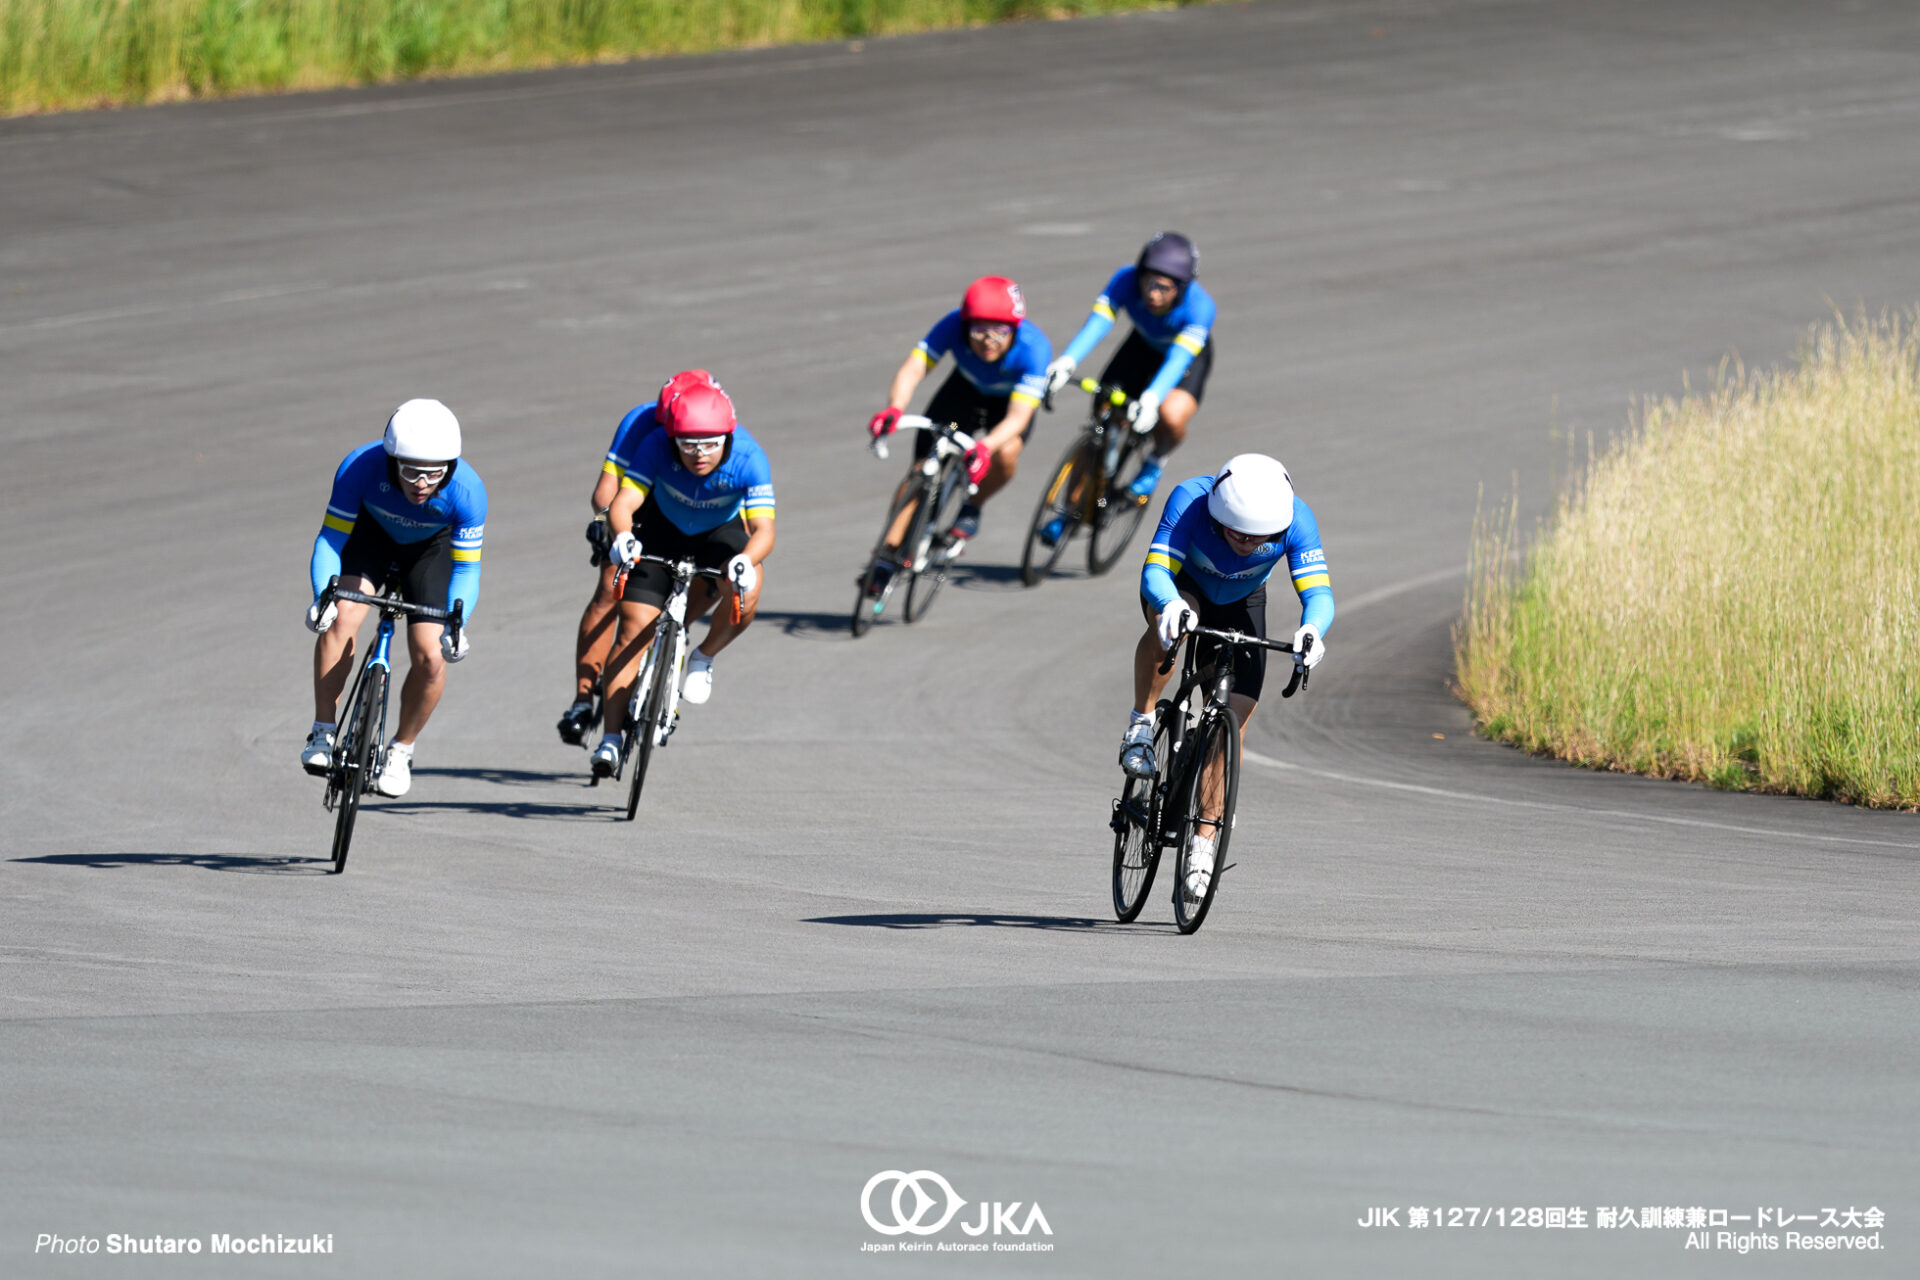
[4,1,1918,1275]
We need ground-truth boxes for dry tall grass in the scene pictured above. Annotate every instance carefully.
[1456,311,1920,808]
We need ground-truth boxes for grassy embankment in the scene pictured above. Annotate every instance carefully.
[0,0,1188,115]
[1456,311,1920,808]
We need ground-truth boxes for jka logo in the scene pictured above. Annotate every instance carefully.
[861,1169,1052,1238]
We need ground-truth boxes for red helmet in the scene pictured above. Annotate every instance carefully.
[662,382,737,438]
[657,368,718,422]
[961,276,1026,328]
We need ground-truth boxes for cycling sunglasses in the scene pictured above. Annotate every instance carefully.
[397,462,450,484]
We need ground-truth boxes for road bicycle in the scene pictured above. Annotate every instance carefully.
[1020,378,1156,586]
[1109,623,1309,933]
[314,576,461,875]
[851,416,978,636]
[598,552,747,821]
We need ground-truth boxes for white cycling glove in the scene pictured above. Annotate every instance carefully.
[1045,355,1078,395]
[1157,600,1199,651]
[441,628,471,663]
[1292,623,1324,670]
[727,553,758,596]
[1129,390,1162,434]
[305,599,337,634]
[610,531,641,567]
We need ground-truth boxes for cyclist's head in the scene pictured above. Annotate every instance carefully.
[1136,231,1198,314]
[658,368,720,417]
[1207,453,1293,548]
[960,275,1026,360]
[383,398,461,502]
[662,382,737,476]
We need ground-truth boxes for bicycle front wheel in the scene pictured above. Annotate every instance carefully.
[1172,706,1240,934]
[330,665,384,874]
[625,627,676,821]
[1087,436,1154,576]
[1020,439,1089,587]
[903,470,963,623]
[1111,705,1177,921]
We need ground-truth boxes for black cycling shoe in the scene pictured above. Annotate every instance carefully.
[557,700,596,745]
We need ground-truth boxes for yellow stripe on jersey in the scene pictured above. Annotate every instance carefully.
[1093,301,1116,322]
[451,547,483,562]
[1292,573,1330,592]
[1146,551,1182,574]
[914,347,939,367]
[620,476,651,497]
[742,506,775,520]
[1010,389,1041,406]
[1174,334,1206,356]
[322,514,354,535]
[602,460,624,477]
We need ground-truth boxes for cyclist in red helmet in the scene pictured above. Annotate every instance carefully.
[586,377,777,776]
[557,369,721,745]
[864,275,1054,593]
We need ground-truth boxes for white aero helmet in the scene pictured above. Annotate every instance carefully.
[1208,453,1295,537]
[383,398,462,463]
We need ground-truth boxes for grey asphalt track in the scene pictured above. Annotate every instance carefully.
[4,1,1919,1275]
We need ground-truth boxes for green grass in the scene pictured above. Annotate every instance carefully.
[0,0,1192,115]
[1455,310,1920,808]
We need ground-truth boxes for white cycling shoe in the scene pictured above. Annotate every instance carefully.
[590,735,621,778]
[1119,720,1155,778]
[375,741,414,797]
[1183,835,1216,901]
[681,654,715,706]
[300,728,335,776]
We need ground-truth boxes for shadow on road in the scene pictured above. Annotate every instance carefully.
[804,912,1128,930]
[410,766,579,786]
[368,798,611,821]
[11,852,331,875]
[948,562,1037,592]
[754,609,856,640]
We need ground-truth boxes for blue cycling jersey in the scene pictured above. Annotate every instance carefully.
[604,401,664,481]
[914,310,1054,405]
[309,442,488,619]
[1061,266,1218,399]
[620,424,776,535]
[1142,476,1333,635]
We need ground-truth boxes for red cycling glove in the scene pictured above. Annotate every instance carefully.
[964,442,992,486]
[868,407,903,439]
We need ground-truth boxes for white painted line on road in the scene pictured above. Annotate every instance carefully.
[1242,749,1920,852]
[1335,564,1465,614]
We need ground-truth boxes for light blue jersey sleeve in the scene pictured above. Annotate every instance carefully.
[1139,481,1203,612]
[446,469,488,621]
[1284,499,1334,635]
[309,446,369,599]
[1061,267,1131,366]
[1145,283,1217,400]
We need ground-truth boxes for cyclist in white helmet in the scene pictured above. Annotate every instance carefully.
[1120,453,1333,898]
[301,399,487,798]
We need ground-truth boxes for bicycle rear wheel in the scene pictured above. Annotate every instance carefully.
[1087,436,1154,576]
[1172,706,1240,934]
[905,469,965,623]
[330,665,384,874]
[1020,438,1089,586]
[1111,703,1177,921]
[625,627,675,821]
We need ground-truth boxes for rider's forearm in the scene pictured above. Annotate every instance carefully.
[1147,346,1196,401]
[310,527,346,599]
[1298,584,1334,635]
[743,517,776,565]
[984,399,1039,452]
[1062,311,1113,366]
[889,355,928,409]
[449,561,481,622]
[590,469,621,514]
[609,484,644,534]
[1141,561,1180,612]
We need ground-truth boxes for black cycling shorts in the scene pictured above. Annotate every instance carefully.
[915,372,1033,460]
[1099,329,1213,404]
[1141,571,1270,701]
[620,501,751,609]
[337,519,452,612]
